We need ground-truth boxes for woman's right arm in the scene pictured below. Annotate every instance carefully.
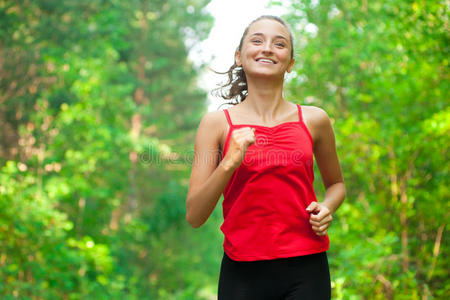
[186,111,255,228]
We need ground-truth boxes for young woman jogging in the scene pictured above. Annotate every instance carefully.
[186,15,346,300]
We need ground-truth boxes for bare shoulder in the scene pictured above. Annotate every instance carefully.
[300,105,332,144]
[301,105,330,124]
[196,110,228,146]
[199,109,227,126]
[199,110,228,132]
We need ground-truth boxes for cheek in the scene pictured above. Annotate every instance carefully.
[244,47,258,58]
[279,50,290,59]
[281,52,292,65]
[239,50,256,67]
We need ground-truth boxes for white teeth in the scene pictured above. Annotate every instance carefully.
[258,59,274,63]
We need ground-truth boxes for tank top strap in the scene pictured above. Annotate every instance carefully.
[223,109,233,126]
[296,104,304,123]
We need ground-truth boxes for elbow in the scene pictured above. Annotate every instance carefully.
[185,206,204,229]
[186,195,209,228]
[337,181,346,200]
[186,213,203,228]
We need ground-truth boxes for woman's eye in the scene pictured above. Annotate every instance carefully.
[252,40,262,44]
[276,43,286,47]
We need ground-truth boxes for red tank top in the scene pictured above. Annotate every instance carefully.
[220,104,329,261]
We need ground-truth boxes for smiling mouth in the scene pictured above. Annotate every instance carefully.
[256,58,277,64]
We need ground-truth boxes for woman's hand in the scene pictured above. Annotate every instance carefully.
[221,127,256,171]
[306,202,333,236]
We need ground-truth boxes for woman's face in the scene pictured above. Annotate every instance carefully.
[236,19,295,79]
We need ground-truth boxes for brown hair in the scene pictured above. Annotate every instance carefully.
[213,15,294,105]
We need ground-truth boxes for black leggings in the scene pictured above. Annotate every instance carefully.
[218,251,331,300]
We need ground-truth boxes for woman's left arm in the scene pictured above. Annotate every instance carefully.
[306,107,346,236]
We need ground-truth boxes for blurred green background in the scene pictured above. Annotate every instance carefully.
[0,0,448,299]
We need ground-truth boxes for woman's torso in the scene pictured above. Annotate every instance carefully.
[216,102,329,261]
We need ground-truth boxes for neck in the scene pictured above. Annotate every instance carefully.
[242,76,287,120]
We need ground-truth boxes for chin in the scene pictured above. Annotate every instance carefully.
[246,70,284,79]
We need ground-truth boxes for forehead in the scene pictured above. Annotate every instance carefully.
[246,19,290,40]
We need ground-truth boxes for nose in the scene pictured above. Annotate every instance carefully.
[261,42,273,54]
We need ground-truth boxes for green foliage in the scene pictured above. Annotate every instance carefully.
[1,0,214,298]
[0,161,117,299]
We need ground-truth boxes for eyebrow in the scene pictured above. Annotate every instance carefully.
[249,32,288,41]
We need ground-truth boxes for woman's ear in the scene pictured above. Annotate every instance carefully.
[286,58,295,73]
[235,50,242,67]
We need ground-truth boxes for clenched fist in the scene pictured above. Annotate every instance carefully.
[222,127,256,171]
[306,202,333,236]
